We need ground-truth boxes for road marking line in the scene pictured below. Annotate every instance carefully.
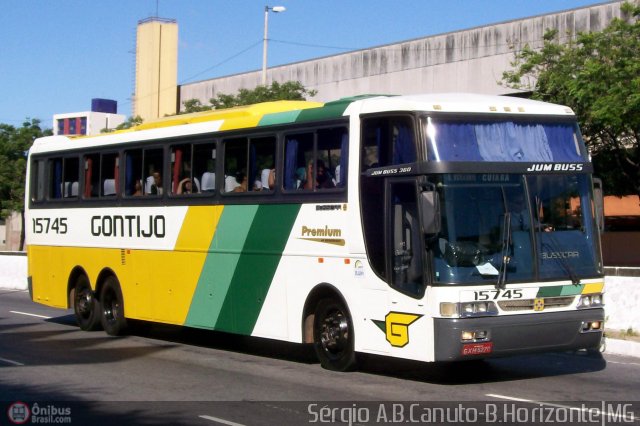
[199,415,246,426]
[486,394,636,422]
[10,310,51,319]
[0,357,25,366]
[608,360,640,367]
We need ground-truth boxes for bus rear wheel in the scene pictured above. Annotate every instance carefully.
[100,276,127,336]
[313,298,357,371]
[73,275,101,331]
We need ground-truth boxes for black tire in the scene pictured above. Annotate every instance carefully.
[313,298,357,371]
[100,276,127,336]
[73,275,102,331]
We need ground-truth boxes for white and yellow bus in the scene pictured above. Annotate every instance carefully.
[26,93,605,371]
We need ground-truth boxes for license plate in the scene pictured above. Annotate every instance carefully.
[461,342,493,356]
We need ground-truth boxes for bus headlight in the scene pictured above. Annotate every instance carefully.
[459,302,498,318]
[440,302,458,317]
[440,301,499,318]
[577,294,604,309]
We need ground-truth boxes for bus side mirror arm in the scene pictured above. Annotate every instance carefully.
[420,190,441,236]
[593,177,605,232]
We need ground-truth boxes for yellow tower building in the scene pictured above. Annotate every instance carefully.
[134,17,178,121]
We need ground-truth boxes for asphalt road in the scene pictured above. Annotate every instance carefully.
[1,289,639,425]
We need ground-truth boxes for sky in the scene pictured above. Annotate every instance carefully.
[0,0,611,129]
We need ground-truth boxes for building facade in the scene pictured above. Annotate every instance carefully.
[179,1,631,106]
[134,17,179,121]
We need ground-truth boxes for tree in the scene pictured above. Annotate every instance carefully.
[0,119,50,217]
[502,2,640,199]
[102,116,143,133]
[0,119,51,249]
[181,81,317,113]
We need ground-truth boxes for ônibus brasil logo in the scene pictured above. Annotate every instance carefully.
[7,401,31,424]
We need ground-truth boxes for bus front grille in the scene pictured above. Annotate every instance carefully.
[498,296,575,312]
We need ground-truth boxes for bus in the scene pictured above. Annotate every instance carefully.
[25,93,605,371]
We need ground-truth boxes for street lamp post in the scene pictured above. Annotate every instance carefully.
[262,5,286,85]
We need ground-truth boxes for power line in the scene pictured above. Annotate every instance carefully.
[270,39,361,51]
[180,40,263,84]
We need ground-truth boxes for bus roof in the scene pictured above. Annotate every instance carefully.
[30,93,574,154]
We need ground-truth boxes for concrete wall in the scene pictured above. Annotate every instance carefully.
[4,212,22,252]
[0,252,27,290]
[2,253,637,332]
[179,1,631,106]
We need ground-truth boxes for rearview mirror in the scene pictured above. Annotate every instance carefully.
[593,177,604,232]
[420,190,441,235]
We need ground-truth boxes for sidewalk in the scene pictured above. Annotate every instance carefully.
[605,337,640,358]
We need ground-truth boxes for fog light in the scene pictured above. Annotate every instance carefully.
[476,303,488,313]
[475,330,488,340]
[590,321,602,330]
[461,331,474,341]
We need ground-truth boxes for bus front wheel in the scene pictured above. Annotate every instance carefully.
[313,298,357,371]
[73,275,102,331]
[100,276,127,336]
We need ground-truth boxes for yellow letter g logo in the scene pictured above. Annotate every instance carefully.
[385,312,422,348]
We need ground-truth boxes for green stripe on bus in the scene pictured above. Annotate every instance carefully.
[185,205,259,329]
[536,284,584,298]
[258,110,303,126]
[295,101,350,123]
[215,204,301,334]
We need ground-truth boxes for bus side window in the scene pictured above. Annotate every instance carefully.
[30,159,46,202]
[83,154,99,198]
[223,137,248,193]
[317,127,347,189]
[100,153,119,197]
[250,136,276,191]
[361,116,415,170]
[170,144,199,195]
[49,157,79,199]
[144,148,164,196]
[284,133,312,190]
[124,149,143,197]
[194,143,216,193]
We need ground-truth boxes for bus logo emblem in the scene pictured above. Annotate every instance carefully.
[372,312,422,348]
[534,298,545,311]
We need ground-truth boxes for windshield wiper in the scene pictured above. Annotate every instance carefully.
[497,212,512,289]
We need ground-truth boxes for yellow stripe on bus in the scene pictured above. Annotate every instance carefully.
[582,282,604,294]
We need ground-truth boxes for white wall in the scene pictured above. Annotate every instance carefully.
[0,253,27,290]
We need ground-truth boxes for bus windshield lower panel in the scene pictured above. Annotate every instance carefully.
[430,173,602,285]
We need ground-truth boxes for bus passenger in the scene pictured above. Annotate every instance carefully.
[233,171,248,192]
[177,178,195,194]
[304,159,335,190]
[150,172,163,195]
[133,180,143,196]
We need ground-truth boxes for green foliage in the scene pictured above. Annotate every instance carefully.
[101,116,144,133]
[502,2,640,197]
[181,99,212,114]
[0,119,51,218]
[181,81,318,113]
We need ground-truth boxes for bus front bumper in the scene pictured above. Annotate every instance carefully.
[433,309,604,362]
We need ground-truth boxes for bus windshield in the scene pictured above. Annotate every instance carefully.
[431,173,602,285]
